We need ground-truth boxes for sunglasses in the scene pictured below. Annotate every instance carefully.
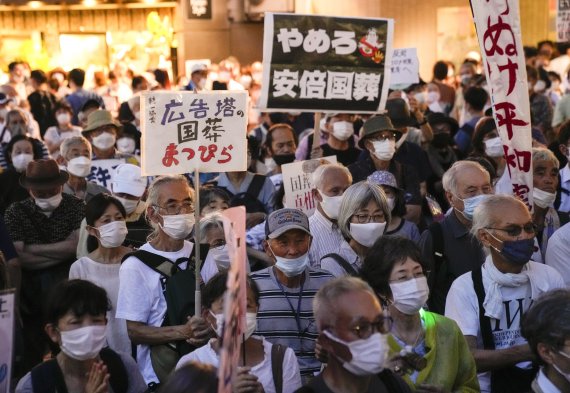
[486,222,537,237]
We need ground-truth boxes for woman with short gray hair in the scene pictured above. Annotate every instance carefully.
[320,181,391,277]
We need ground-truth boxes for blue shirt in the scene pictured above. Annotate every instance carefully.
[65,89,105,125]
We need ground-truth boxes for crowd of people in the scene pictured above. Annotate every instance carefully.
[2,38,570,393]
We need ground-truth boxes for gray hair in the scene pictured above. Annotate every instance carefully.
[532,147,559,169]
[199,212,224,243]
[60,136,92,160]
[311,163,353,190]
[442,160,489,195]
[471,194,527,240]
[337,181,391,240]
[313,277,377,330]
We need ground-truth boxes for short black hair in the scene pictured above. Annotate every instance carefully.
[6,134,43,165]
[159,362,218,393]
[81,98,102,113]
[202,271,260,310]
[524,46,538,59]
[30,70,47,85]
[8,61,23,72]
[433,61,449,81]
[471,116,498,156]
[85,194,126,252]
[54,100,73,114]
[132,75,147,90]
[522,289,570,365]
[464,86,488,111]
[45,279,110,326]
[559,120,570,145]
[199,187,230,215]
[264,123,297,154]
[68,68,86,87]
[361,235,426,300]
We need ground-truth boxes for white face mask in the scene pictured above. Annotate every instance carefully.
[270,244,309,277]
[484,136,504,158]
[210,244,231,269]
[372,140,396,161]
[245,312,257,340]
[91,132,116,150]
[116,137,136,154]
[350,222,386,248]
[115,196,139,215]
[414,92,427,104]
[12,153,33,172]
[60,325,107,361]
[158,213,195,240]
[324,330,389,376]
[386,196,396,212]
[35,193,63,211]
[56,113,71,125]
[197,78,207,90]
[332,121,354,141]
[427,91,440,104]
[389,276,429,315]
[95,220,128,248]
[66,156,92,178]
[319,190,343,220]
[533,188,556,209]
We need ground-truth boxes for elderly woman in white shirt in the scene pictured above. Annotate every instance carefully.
[320,181,391,277]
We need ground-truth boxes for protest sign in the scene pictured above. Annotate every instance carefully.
[389,48,420,87]
[0,290,15,393]
[258,13,394,113]
[558,0,570,42]
[140,91,248,176]
[86,159,124,189]
[282,156,338,216]
[471,0,533,208]
[218,207,247,393]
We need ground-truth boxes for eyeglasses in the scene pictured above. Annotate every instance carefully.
[353,213,385,224]
[350,316,393,339]
[154,201,195,215]
[368,133,397,142]
[210,240,226,250]
[486,223,537,237]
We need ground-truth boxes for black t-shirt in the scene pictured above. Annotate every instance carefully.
[296,371,412,393]
[321,144,361,167]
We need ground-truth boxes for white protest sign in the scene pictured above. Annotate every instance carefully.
[140,91,248,176]
[0,290,15,393]
[389,48,419,87]
[558,0,570,42]
[282,156,337,216]
[86,158,125,189]
[472,0,533,208]
[218,207,247,393]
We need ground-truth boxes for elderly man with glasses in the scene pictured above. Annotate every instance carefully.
[445,194,565,393]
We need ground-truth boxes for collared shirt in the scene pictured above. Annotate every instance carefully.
[545,221,570,286]
[320,239,360,277]
[63,181,110,202]
[4,193,85,245]
[217,171,276,212]
[559,165,570,213]
[533,368,562,393]
[308,209,344,268]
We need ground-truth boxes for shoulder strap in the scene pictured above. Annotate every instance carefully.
[471,269,496,350]
[321,253,358,276]
[122,249,174,277]
[428,221,445,263]
[271,344,286,393]
[100,348,129,393]
[247,174,266,197]
[31,359,69,393]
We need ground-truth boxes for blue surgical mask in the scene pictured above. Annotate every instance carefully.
[488,231,535,266]
[269,245,309,277]
[456,194,489,220]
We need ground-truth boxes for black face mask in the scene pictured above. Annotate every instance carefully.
[272,154,296,166]
[431,133,452,148]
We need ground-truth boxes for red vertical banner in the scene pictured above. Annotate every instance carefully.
[471,0,533,209]
[217,207,247,393]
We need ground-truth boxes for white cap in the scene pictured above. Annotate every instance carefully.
[191,63,208,74]
[111,164,146,197]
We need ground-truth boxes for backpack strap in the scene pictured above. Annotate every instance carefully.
[471,268,496,350]
[271,344,286,393]
[246,174,267,198]
[321,253,358,276]
[100,348,129,393]
[428,221,445,275]
[31,359,69,393]
[123,249,174,278]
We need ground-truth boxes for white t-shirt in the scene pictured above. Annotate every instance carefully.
[176,336,302,393]
[69,257,131,355]
[43,125,82,145]
[545,222,570,286]
[445,258,565,392]
[116,241,215,384]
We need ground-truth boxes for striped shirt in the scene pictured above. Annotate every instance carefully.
[308,209,344,268]
[251,267,334,377]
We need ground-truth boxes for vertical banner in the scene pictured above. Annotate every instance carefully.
[282,156,337,216]
[140,91,248,176]
[0,290,15,393]
[471,0,533,208]
[259,13,394,113]
[217,207,247,393]
[558,0,570,42]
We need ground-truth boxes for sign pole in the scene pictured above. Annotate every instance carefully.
[194,167,201,315]
[311,113,322,156]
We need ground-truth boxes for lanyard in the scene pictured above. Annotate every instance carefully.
[275,275,305,336]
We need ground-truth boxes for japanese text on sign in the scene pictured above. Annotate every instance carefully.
[472,0,533,208]
[0,290,15,393]
[389,48,420,87]
[259,13,394,114]
[141,91,248,176]
[558,0,570,42]
[282,156,337,216]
